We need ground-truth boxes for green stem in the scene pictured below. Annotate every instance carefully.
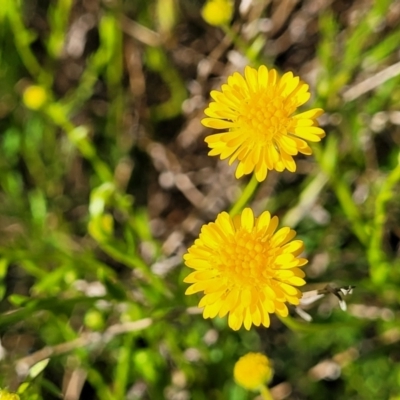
[221,24,251,60]
[7,0,51,85]
[229,174,259,217]
[46,104,114,182]
[368,152,400,284]
[96,239,170,298]
[313,140,368,246]
[331,178,369,245]
[260,384,274,400]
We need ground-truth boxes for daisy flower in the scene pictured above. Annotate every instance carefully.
[202,65,325,181]
[183,208,307,331]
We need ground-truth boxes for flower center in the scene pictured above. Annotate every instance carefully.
[237,89,293,143]
[215,229,276,288]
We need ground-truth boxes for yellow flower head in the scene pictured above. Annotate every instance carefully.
[0,389,20,400]
[23,85,47,110]
[234,352,273,390]
[202,65,325,181]
[183,208,307,330]
[201,0,233,27]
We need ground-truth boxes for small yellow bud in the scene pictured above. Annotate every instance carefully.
[0,389,20,400]
[201,0,233,27]
[233,352,273,391]
[22,85,47,110]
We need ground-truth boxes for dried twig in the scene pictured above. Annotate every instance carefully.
[343,61,400,102]
[14,318,153,380]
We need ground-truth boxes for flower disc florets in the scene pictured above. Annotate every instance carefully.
[202,65,325,181]
[183,208,307,330]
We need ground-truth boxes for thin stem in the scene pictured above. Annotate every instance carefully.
[98,241,169,297]
[229,174,259,217]
[260,385,274,400]
[313,140,369,246]
[221,24,250,60]
[332,178,368,245]
[368,152,400,284]
[45,104,114,183]
[7,0,51,85]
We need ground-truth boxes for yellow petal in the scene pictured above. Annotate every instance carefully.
[274,302,288,317]
[293,108,324,120]
[202,118,236,129]
[245,66,259,93]
[228,308,244,331]
[258,65,269,89]
[285,276,306,286]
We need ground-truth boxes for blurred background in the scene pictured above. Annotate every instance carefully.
[1,0,400,399]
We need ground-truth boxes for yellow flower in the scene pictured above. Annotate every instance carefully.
[23,85,47,110]
[234,352,273,390]
[202,65,325,181]
[201,0,233,27]
[0,390,20,400]
[183,208,307,330]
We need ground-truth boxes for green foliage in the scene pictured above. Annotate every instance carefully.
[0,0,400,399]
